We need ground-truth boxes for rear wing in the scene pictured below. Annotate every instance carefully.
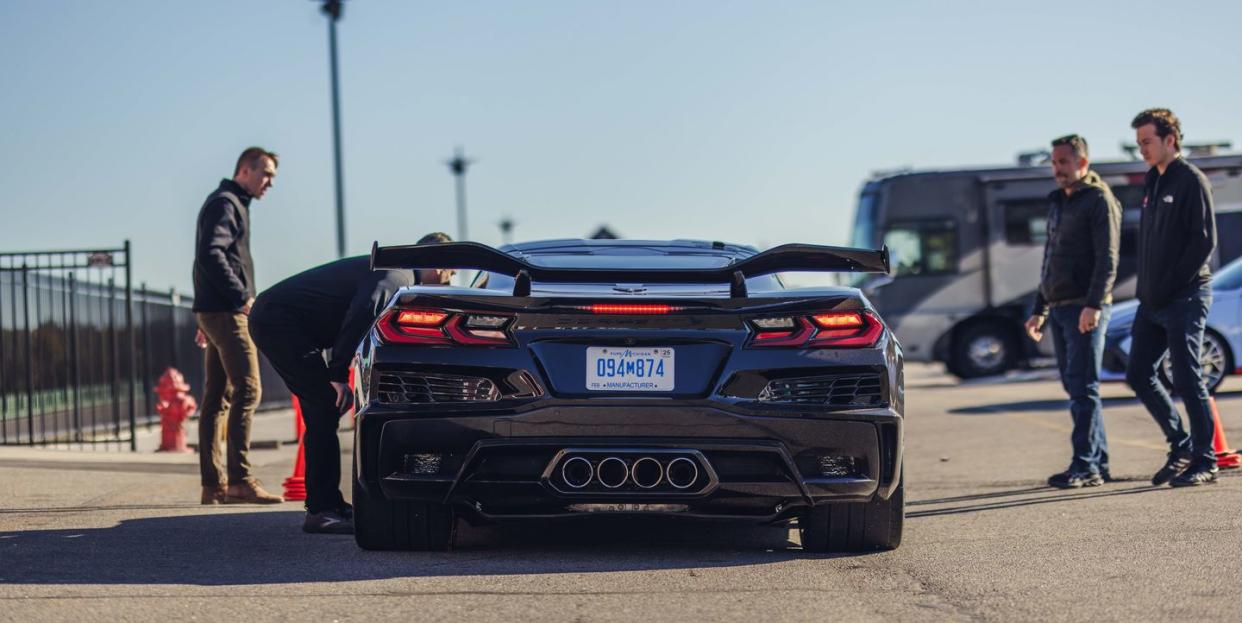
[371,241,889,298]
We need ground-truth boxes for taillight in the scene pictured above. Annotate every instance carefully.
[376,308,513,346]
[749,311,883,348]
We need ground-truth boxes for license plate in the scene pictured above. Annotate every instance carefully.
[585,346,675,391]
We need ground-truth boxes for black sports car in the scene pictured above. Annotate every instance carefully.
[351,238,904,552]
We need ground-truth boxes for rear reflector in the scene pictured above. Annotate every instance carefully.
[817,455,859,477]
[403,453,444,474]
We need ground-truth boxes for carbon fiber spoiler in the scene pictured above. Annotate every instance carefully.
[371,241,889,297]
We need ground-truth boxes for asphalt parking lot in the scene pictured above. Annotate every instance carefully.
[2,363,1239,622]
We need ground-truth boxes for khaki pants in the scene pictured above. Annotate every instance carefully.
[196,312,262,487]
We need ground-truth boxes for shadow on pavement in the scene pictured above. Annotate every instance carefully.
[0,504,205,515]
[951,388,1242,415]
[0,511,814,585]
[907,483,1176,518]
[908,486,1050,506]
[949,396,1140,415]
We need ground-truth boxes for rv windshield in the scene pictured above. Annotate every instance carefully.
[852,190,878,250]
[848,190,879,286]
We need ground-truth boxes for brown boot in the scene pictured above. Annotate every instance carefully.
[225,478,284,504]
[201,485,227,505]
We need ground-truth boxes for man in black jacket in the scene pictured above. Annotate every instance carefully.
[1024,134,1121,488]
[249,232,452,533]
[1125,108,1219,487]
[192,147,283,505]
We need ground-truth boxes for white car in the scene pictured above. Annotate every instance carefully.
[1102,256,1242,394]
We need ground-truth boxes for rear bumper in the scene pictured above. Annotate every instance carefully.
[355,404,903,523]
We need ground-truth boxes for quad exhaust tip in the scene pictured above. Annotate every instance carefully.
[666,457,699,489]
[596,457,630,489]
[560,456,594,489]
[630,457,664,489]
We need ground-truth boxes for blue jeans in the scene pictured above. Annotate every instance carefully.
[1049,304,1111,474]
[1125,284,1215,466]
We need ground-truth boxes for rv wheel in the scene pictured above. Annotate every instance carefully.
[950,322,1017,379]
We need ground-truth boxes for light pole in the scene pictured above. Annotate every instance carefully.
[319,0,347,257]
[498,216,515,245]
[446,147,473,241]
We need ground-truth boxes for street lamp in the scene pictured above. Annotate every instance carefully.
[498,216,515,245]
[318,0,347,258]
[446,147,474,241]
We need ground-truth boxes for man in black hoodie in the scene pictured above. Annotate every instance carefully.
[1125,108,1219,487]
[192,147,283,505]
[1024,134,1121,489]
[249,232,453,533]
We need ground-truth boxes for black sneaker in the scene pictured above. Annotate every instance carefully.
[303,509,354,534]
[1152,453,1192,486]
[1099,468,1113,483]
[1048,470,1104,489]
[1169,465,1219,488]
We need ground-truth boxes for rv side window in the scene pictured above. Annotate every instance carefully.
[882,220,958,277]
[1003,200,1048,246]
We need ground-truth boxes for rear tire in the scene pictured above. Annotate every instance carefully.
[353,461,455,551]
[950,322,1017,379]
[800,476,904,552]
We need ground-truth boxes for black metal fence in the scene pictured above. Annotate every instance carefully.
[1,243,290,450]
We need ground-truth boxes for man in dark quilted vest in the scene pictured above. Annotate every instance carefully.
[1025,134,1121,489]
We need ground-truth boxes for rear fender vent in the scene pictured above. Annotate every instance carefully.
[377,371,500,404]
[375,369,543,405]
[756,373,884,408]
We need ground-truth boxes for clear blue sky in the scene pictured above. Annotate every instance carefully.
[3,0,1240,293]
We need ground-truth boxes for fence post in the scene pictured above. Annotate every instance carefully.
[169,287,180,368]
[34,258,44,443]
[22,264,34,445]
[69,272,82,447]
[107,276,119,449]
[140,281,152,431]
[124,241,136,451]
[0,259,8,444]
[61,255,71,446]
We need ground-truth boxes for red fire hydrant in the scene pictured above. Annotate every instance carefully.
[154,367,196,453]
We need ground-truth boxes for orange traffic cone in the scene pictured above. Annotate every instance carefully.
[282,395,308,501]
[1209,396,1241,470]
